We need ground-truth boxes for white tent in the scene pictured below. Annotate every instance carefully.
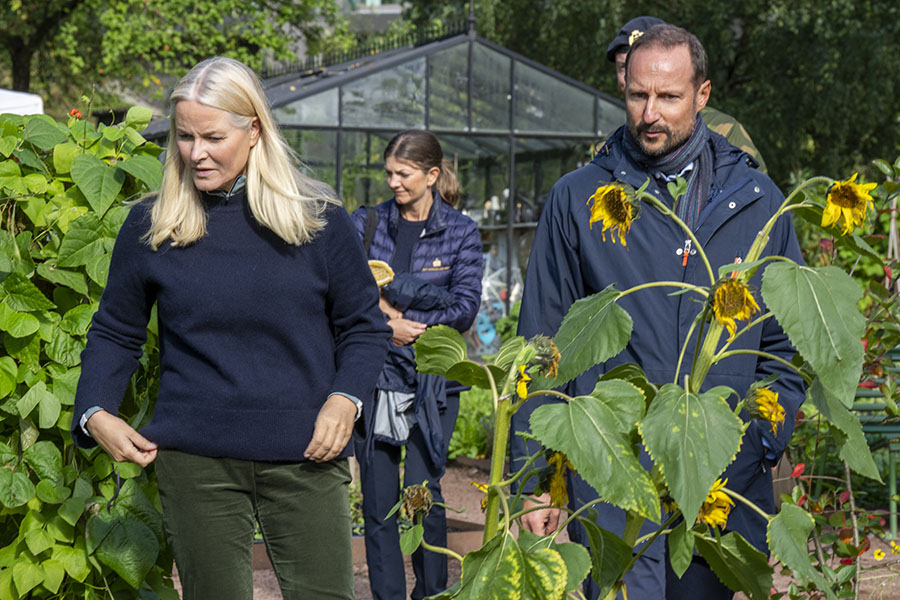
[0,88,43,115]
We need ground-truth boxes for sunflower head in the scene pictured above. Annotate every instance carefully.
[547,451,574,508]
[586,182,638,246]
[747,386,786,436]
[530,335,561,378]
[516,364,532,399]
[822,173,877,236]
[697,477,734,529]
[401,483,433,521]
[712,279,760,340]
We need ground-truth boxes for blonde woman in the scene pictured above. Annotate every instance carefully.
[72,57,390,599]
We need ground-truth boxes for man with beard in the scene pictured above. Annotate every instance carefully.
[511,24,804,599]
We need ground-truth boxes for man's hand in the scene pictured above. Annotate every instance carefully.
[304,394,357,462]
[86,410,158,468]
[520,493,561,536]
[387,317,427,346]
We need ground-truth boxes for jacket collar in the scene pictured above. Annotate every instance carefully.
[388,188,448,238]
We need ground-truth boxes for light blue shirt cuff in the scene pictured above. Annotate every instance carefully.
[332,392,363,421]
[79,406,105,438]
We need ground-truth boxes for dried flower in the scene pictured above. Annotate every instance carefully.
[531,335,561,378]
[401,483,432,521]
[822,173,877,236]
[712,279,760,340]
[547,452,573,508]
[586,182,637,246]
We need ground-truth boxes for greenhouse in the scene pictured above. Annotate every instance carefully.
[146,23,625,355]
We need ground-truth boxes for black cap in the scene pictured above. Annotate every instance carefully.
[606,16,666,62]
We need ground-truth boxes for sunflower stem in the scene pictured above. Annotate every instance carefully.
[714,349,804,378]
[720,485,772,522]
[618,281,709,301]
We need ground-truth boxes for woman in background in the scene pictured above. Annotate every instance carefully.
[72,57,390,600]
[352,130,482,600]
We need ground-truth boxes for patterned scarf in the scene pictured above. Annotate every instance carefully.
[623,113,711,230]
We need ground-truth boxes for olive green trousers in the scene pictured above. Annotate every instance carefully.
[156,450,354,600]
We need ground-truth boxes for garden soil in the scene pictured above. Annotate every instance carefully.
[172,460,900,599]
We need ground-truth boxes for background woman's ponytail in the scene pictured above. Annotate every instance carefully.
[436,158,459,207]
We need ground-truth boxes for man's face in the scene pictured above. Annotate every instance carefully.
[625,44,710,157]
[615,51,628,95]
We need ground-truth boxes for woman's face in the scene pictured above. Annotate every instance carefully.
[175,100,260,192]
[385,156,439,208]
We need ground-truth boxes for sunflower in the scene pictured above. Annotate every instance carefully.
[822,173,877,236]
[586,183,636,246]
[470,481,489,512]
[531,335,561,378]
[874,549,886,561]
[516,364,532,399]
[747,386,786,436]
[713,279,760,340]
[697,478,734,529]
[401,483,433,521]
[547,451,574,508]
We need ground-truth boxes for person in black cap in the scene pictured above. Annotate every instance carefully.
[607,16,768,174]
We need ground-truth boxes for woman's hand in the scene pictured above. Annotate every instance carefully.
[387,317,427,346]
[379,296,402,320]
[86,410,158,468]
[304,394,357,462]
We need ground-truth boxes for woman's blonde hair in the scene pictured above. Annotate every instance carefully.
[145,56,337,249]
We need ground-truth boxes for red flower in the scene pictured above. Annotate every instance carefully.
[798,494,807,506]
[840,557,854,565]
[858,380,878,389]
[69,108,82,118]
[791,463,806,478]
[885,265,893,281]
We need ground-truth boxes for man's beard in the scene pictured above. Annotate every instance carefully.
[628,121,694,157]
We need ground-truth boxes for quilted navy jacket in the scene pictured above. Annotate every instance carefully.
[513,125,806,556]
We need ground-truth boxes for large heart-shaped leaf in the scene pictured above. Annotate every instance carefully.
[57,212,105,268]
[768,503,836,600]
[52,539,91,582]
[0,469,36,508]
[0,302,39,337]
[531,382,659,521]
[638,384,743,527]
[2,272,55,312]
[761,263,864,408]
[91,511,160,589]
[518,530,591,594]
[415,325,505,389]
[577,515,633,598]
[12,558,44,595]
[119,154,162,190]
[550,286,632,386]
[23,440,64,486]
[808,379,881,481]
[71,153,125,216]
[694,531,772,599]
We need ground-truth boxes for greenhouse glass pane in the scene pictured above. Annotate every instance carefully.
[274,89,338,127]
[514,62,594,134]
[342,58,426,128]
[428,44,469,130]
[513,137,589,225]
[341,131,396,213]
[597,96,625,137]
[281,128,338,192]
[471,44,510,132]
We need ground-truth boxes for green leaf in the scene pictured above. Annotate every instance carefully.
[768,504,836,600]
[808,379,881,481]
[667,520,694,578]
[0,158,22,193]
[57,212,105,267]
[113,479,165,543]
[24,115,67,150]
[638,384,743,527]
[46,329,84,367]
[599,363,657,405]
[531,383,660,521]
[59,303,97,336]
[400,523,424,555]
[52,141,79,173]
[25,529,54,556]
[92,511,160,589]
[23,440,64,486]
[415,325,506,389]
[577,515,633,598]
[18,380,50,419]
[588,378,646,432]
[36,480,72,504]
[761,263,865,408]
[551,286,632,385]
[12,558,43,595]
[119,154,162,190]
[59,496,88,526]
[2,272,55,311]
[693,531,772,599]
[0,302,39,337]
[0,441,15,465]
[50,365,80,406]
[41,558,65,594]
[85,248,112,286]
[52,539,91,582]
[517,530,591,593]
[102,125,125,141]
[454,531,567,600]
[0,356,16,399]
[36,262,88,296]
[70,154,126,216]
[0,135,16,157]
[125,106,153,130]
[0,469,36,507]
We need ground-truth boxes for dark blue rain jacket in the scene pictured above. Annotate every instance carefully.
[512,125,806,556]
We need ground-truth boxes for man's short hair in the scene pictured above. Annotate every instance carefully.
[625,23,708,87]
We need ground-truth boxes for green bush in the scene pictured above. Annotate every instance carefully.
[449,387,493,460]
[0,108,174,598]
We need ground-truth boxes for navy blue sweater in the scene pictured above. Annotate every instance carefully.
[72,191,391,461]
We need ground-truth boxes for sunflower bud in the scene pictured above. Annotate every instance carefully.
[530,335,561,378]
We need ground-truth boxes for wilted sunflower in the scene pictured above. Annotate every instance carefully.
[531,335,561,378]
[697,478,734,529]
[822,173,877,236]
[586,183,636,246]
[470,481,489,512]
[401,483,433,521]
[713,279,760,340]
[516,364,532,399]
[747,387,785,436]
[547,452,574,508]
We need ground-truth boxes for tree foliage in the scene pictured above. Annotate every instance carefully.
[404,0,900,189]
[0,0,353,116]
